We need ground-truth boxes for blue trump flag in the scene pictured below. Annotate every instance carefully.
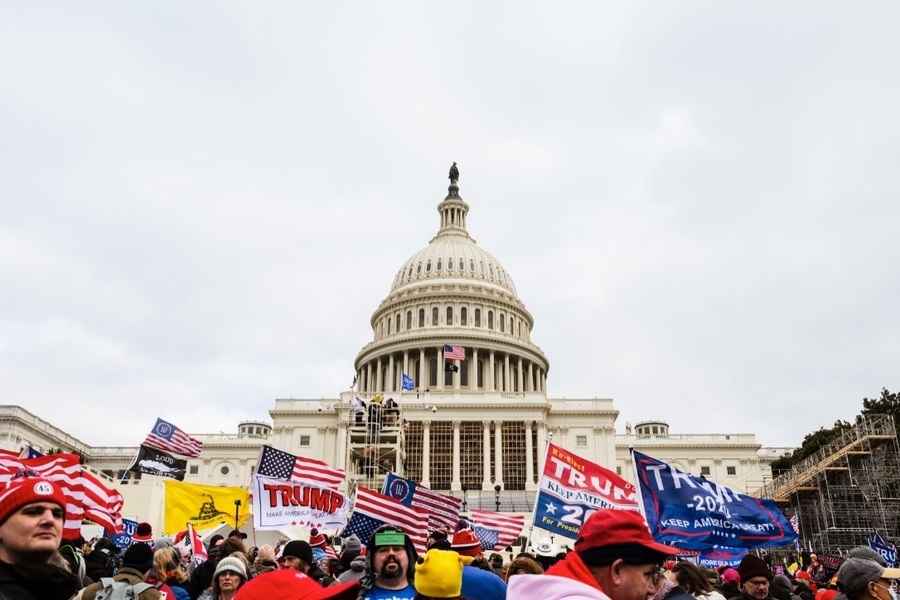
[401,373,415,391]
[105,518,138,551]
[868,533,897,566]
[632,450,797,551]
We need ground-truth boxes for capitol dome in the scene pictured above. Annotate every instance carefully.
[354,165,548,399]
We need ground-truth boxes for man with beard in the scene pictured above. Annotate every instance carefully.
[360,526,417,600]
[0,476,81,600]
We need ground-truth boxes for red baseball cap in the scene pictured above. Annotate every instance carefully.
[574,509,679,556]
[234,569,359,600]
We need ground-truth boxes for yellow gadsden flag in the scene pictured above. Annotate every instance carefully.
[164,480,251,535]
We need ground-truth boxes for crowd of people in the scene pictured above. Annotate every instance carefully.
[1,475,897,600]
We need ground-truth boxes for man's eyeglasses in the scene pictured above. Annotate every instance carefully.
[642,566,665,585]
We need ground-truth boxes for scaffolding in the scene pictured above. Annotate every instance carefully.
[765,413,900,551]
[345,395,404,492]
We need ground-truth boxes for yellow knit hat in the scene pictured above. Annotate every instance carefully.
[414,549,471,598]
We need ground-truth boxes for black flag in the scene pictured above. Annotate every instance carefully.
[128,445,187,480]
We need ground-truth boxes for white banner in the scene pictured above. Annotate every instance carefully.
[251,474,350,532]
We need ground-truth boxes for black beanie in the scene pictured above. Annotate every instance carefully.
[122,542,154,573]
[738,555,773,584]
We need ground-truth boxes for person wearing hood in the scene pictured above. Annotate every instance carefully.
[770,575,800,600]
[507,508,679,600]
[359,525,417,600]
[730,556,774,600]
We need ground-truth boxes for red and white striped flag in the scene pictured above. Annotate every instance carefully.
[411,485,462,532]
[443,345,465,361]
[257,445,345,490]
[143,418,203,458]
[0,453,124,539]
[345,487,429,553]
[470,509,525,550]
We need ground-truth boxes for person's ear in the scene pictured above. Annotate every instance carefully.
[609,558,626,586]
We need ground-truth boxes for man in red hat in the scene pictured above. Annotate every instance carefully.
[0,477,81,600]
[234,568,359,600]
[507,508,679,600]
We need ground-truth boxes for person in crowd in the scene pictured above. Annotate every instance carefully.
[507,507,679,600]
[836,558,900,600]
[503,555,544,580]
[133,522,154,544]
[154,546,191,600]
[76,542,164,600]
[232,568,360,600]
[449,528,506,600]
[731,555,774,600]
[279,540,317,577]
[720,569,742,599]
[0,477,81,600]
[190,539,224,600]
[253,544,278,576]
[794,580,815,600]
[359,525,417,600]
[809,556,828,587]
[198,556,248,600]
[771,575,800,600]
[413,548,470,600]
[85,538,119,583]
[668,560,719,600]
[335,535,362,580]
[59,538,90,588]
[488,553,504,574]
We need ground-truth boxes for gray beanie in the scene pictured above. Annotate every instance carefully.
[213,556,248,580]
[341,535,361,559]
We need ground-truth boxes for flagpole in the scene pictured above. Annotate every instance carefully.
[523,432,552,554]
[629,448,650,524]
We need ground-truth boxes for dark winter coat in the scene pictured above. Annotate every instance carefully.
[0,559,81,600]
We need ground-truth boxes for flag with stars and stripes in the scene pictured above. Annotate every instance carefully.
[343,486,428,553]
[143,418,203,458]
[443,345,465,361]
[469,510,524,550]
[257,445,345,491]
[382,472,461,532]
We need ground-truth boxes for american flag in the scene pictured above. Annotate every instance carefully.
[443,345,465,361]
[257,445,345,491]
[143,418,203,458]
[344,487,428,554]
[382,472,461,532]
[469,510,524,550]
[0,453,124,539]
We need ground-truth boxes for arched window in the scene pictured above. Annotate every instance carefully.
[432,307,439,326]
[500,314,505,333]
[406,311,412,330]
[418,308,425,328]
[437,259,442,271]
[488,311,494,330]
[475,308,481,327]
[470,259,475,272]
[448,258,453,271]
[417,262,422,274]
[395,313,400,333]
[387,318,392,335]
[426,260,431,272]
[446,306,453,326]
[459,257,464,272]
[461,307,467,326]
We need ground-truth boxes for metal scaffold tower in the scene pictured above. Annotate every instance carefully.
[765,413,900,551]
[344,395,404,493]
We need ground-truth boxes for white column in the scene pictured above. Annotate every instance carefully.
[527,362,534,392]
[488,351,496,392]
[517,357,523,393]
[525,421,535,489]
[436,346,444,390]
[494,420,504,487]
[387,354,394,393]
[482,423,491,490]
[504,354,511,393]
[422,421,431,487]
[365,363,372,394]
[419,348,426,390]
[453,358,461,390]
[537,422,547,474]
[336,424,347,471]
[451,421,461,491]
[471,348,479,391]
[376,358,382,392]
[403,351,409,388]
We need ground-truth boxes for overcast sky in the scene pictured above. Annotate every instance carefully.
[2,3,898,449]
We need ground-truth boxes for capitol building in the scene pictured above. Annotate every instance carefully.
[1,168,788,534]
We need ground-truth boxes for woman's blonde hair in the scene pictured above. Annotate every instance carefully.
[153,546,187,583]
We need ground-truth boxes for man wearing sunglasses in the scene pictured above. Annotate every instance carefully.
[507,508,679,600]
[837,558,900,600]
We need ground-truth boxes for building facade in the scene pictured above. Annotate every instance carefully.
[2,169,784,532]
